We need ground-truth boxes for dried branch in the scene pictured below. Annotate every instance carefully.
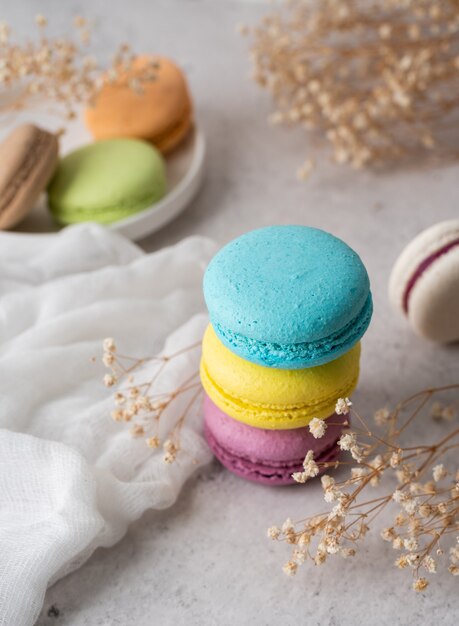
[268,385,459,592]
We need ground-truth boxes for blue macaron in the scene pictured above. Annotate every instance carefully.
[203,225,372,369]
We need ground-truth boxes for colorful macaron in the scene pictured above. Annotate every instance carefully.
[203,225,372,369]
[204,395,346,485]
[0,124,59,230]
[200,324,360,429]
[389,220,459,344]
[48,138,166,225]
[85,56,193,154]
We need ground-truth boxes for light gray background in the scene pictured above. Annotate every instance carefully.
[4,1,458,624]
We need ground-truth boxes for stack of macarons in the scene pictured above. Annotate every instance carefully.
[200,225,373,485]
[0,56,193,230]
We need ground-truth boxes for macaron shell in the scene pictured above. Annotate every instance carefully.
[389,219,459,313]
[205,424,342,485]
[148,107,193,155]
[48,139,166,225]
[204,395,347,463]
[203,225,372,368]
[200,324,360,429]
[0,124,58,229]
[85,56,193,153]
[212,292,371,369]
[204,396,347,485]
[407,245,459,343]
[204,226,371,345]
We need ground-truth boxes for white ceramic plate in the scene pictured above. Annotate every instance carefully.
[14,126,206,242]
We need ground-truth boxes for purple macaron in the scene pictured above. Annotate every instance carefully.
[204,395,346,486]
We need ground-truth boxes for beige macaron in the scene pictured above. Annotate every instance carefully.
[0,124,59,230]
[389,220,459,343]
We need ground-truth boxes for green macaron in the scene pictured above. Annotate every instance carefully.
[48,138,166,225]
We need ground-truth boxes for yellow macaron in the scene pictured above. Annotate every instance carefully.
[200,325,360,430]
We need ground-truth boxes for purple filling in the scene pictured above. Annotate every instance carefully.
[403,238,459,314]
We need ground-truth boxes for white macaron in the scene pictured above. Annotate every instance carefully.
[389,220,459,344]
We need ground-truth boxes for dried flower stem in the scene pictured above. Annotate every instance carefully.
[0,16,157,122]
[245,0,459,176]
[102,338,202,463]
[269,384,459,591]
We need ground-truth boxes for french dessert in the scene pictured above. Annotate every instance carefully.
[200,225,373,485]
[85,56,193,154]
[204,396,347,486]
[389,219,459,343]
[0,124,59,230]
[203,225,372,369]
[201,324,360,430]
[48,138,166,225]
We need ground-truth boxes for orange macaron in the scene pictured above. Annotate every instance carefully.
[85,56,193,154]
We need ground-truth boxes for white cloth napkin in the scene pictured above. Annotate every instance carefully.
[0,224,216,626]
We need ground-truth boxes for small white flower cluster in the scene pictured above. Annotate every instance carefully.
[308,417,327,439]
[392,490,419,515]
[351,467,367,482]
[367,455,384,486]
[335,397,352,415]
[431,402,456,421]
[432,464,447,482]
[374,407,391,425]
[321,475,340,503]
[163,438,179,464]
[337,431,364,462]
[267,526,281,540]
[292,451,319,483]
[390,450,402,468]
[103,338,118,387]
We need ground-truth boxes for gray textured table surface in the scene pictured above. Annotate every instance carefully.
[5,1,458,624]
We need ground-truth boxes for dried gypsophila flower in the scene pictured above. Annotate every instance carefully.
[103,338,116,353]
[268,383,459,592]
[321,475,341,503]
[374,407,391,425]
[99,338,202,464]
[433,464,448,482]
[338,431,357,451]
[245,0,459,177]
[309,417,327,439]
[335,398,352,415]
[413,578,429,592]
[103,373,117,388]
[431,402,456,421]
[0,16,158,122]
